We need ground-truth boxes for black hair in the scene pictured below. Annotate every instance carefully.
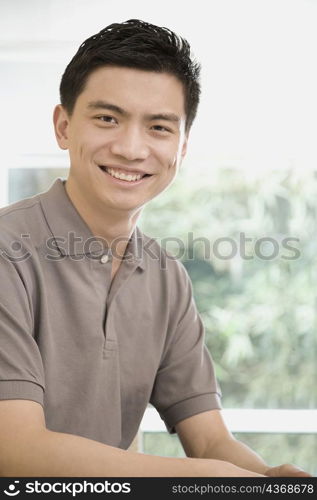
[59,19,201,133]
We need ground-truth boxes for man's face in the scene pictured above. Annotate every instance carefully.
[54,66,188,215]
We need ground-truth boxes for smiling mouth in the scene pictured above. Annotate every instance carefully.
[98,165,152,182]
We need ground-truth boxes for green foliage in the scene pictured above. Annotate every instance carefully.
[139,167,317,410]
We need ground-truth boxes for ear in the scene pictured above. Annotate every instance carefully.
[53,104,70,150]
[180,133,189,159]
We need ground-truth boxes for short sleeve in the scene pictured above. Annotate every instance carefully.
[150,261,221,433]
[0,251,45,405]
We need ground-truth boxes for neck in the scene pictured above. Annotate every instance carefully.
[65,177,143,259]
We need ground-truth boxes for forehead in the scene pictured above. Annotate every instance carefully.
[77,66,186,116]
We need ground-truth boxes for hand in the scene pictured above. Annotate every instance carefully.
[265,463,312,477]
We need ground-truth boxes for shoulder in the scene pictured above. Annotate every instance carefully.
[0,194,44,250]
[0,193,41,226]
[0,195,46,259]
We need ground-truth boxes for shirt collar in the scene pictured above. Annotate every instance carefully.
[38,178,145,270]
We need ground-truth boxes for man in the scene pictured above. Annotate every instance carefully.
[0,19,310,477]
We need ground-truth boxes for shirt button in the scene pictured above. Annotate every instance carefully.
[100,254,109,264]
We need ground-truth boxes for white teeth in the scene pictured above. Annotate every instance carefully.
[105,167,143,182]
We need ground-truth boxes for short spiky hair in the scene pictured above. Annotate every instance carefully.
[59,19,201,133]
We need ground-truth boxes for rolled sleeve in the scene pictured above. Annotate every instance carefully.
[0,252,45,403]
[162,392,222,434]
[150,261,221,433]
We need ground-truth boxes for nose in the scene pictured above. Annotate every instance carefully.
[109,124,150,161]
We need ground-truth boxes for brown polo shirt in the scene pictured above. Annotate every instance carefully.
[0,178,221,449]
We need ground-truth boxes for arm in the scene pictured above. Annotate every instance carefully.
[0,400,264,477]
[175,409,311,477]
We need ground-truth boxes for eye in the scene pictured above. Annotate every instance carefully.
[152,125,171,133]
[96,115,117,124]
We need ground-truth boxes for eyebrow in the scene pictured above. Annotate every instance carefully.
[87,100,181,124]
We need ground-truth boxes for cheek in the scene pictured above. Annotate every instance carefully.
[155,141,179,166]
[71,124,102,150]
[75,138,102,164]
[167,157,178,170]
